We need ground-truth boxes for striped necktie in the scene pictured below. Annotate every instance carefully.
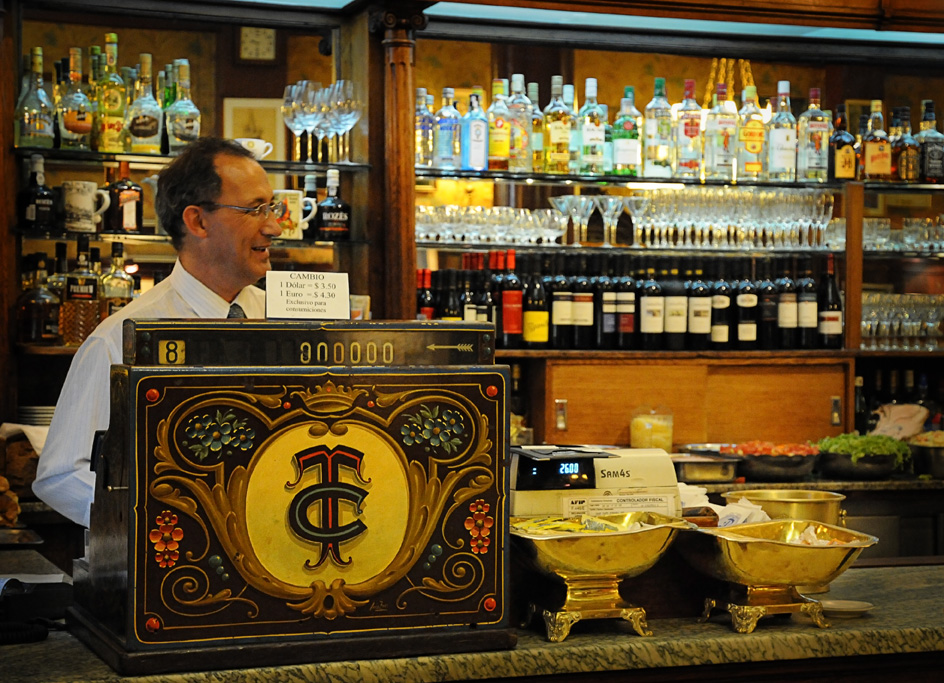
[227,303,246,319]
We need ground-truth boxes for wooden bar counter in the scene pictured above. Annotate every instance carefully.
[6,564,944,682]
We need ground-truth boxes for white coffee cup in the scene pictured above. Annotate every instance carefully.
[62,180,110,233]
[235,138,274,160]
[273,189,316,240]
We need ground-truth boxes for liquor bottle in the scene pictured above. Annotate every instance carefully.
[508,74,533,173]
[887,369,901,404]
[612,86,643,177]
[687,258,712,350]
[797,88,831,182]
[97,33,126,154]
[736,85,766,181]
[490,250,506,335]
[828,104,858,181]
[675,78,702,179]
[487,78,511,171]
[522,253,549,349]
[601,104,614,173]
[414,87,433,167]
[578,77,606,175]
[316,169,351,241]
[162,62,178,111]
[710,259,734,351]
[543,76,573,174]
[301,174,319,240]
[103,161,143,234]
[432,87,461,170]
[735,258,759,350]
[460,92,488,171]
[593,253,617,349]
[459,268,478,322]
[862,100,893,181]
[499,249,523,348]
[416,268,434,320]
[126,53,162,153]
[86,47,101,151]
[756,257,779,349]
[15,47,55,148]
[893,106,920,182]
[661,258,687,350]
[767,80,797,181]
[58,47,92,150]
[16,253,61,345]
[99,241,134,319]
[527,82,544,173]
[47,241,69,300]
[563,84,580,174]
[165,59,201,154]
[917,101,944,182]
[17,154,57,233]
[643,77,673,178]
[854,113,869,177]
[615,253,638,350]
[571,253,594,349]
[439,269,462,321]
[704,83,738,181]
[60,234,100,346]
[639,260,665,350]
[776,257,798,349]
[550,252,573,350]
[795,256,818,349]
[817,252,844,349]
[853,376,870,434]
[475,258,496,324]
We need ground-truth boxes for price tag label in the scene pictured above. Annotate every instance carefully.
[265,271,350,320]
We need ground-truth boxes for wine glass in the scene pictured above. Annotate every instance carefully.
[334,80,362,163]
[296,80,322,164]
[594,195,626,248]
[280,84,305,162]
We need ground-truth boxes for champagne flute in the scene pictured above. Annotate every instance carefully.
[297,80,322,164]
[280,84,305,162]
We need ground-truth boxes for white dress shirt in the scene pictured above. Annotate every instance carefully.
[32,260,266,527]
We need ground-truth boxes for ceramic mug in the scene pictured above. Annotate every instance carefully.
[235,138,274,160]
[273,189,316,240]
[62,180,110,233]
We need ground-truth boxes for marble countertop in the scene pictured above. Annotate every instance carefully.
[5,564,944,683]
[703,477,944,494]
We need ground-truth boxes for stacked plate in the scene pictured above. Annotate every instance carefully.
[17,405,56,426]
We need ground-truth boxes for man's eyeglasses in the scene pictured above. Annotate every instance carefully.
[200,200,286,220]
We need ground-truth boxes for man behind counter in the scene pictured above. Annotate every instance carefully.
[33,137,284,527]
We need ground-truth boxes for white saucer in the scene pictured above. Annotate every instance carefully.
[819,599,874,618]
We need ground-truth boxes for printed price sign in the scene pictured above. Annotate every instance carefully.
[266,271,350,320]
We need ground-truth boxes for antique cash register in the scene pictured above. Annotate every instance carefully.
[68,320,513,674]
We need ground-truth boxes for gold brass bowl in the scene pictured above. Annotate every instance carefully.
[676,520,877,633]
[511,512,693,641]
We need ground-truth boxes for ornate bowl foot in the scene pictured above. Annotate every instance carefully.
[543,609,581,642]
[619,606,652,636]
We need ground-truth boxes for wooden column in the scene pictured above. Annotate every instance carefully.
[372,5,427,320]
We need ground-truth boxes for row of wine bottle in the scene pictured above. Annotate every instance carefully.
[417,250,844,351]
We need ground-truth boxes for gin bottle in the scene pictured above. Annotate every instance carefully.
[58,48,92,150]
[127,53,163,154]
[797,88,831,182]
[507,74,532,173]
[675,78,702,179]
[414,87,433,167]
[543,76,573,175]
[643,77,673,178]
[704,83,738,181]
[96,33,126,153]
[460,93,488,171]
[14,47,55,149]
[165,59,201,153]
[578,77,606,175]
[736,85,766,181]
[767,80,797,181]
[432,87,461,169]
[527,82,544,173]
[612,86,643,177]
[917,100,944,182]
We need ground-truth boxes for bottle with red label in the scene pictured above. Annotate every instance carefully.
[498,249,523,349]
[102,160,143,233]
[675,79,702,179]
[416,268,434,320]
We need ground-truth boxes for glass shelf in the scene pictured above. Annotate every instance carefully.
[17,228,366,249]
[417,240,837,256]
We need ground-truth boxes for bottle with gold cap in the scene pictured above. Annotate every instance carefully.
[96,33,126,153]
[14,47,55,148]
[862,99,892,181]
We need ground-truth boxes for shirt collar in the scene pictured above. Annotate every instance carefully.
[169,260,238,318]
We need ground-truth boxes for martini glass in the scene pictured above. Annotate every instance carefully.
[594,195,626,248]
[623,195,650,249]
[569,195,596,248]
[549,195,576,246]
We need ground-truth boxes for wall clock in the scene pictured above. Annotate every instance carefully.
[238,27,277,63]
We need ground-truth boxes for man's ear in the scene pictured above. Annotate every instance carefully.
[181,205,208,238]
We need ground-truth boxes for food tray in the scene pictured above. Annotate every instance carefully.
[671,453,740,483]
[739,454,818,482]
[818,452,899,480]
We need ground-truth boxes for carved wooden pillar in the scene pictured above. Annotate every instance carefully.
[372,5,427,320]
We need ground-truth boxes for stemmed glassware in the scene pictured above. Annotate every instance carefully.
[623,195,650,248]
[548,195,575,245]
[568,196,596,248]
[593,196,625,248]
[281,84,306,162]
[296,80,322,164]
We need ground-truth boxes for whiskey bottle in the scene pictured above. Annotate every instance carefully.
[862,100,893,181]
[767,80,797,182]
[797,88,831,182]
[58,47,92,150]
[916,100,944,182]
[16,253,61,345]
[315,169,351,241]
[736,85,766,181]
[47,241,69,300]
[704,83,738,181]
[165,59,201,153]
[127,53,163,154]
[487,79,511,171]
[563,84,580,174]
[103,161,143,233]
[14,47,55,149]
[893,106,920,182]
[675,78,702,179]
[96,33,126,153]
[543,76,573,174]
[60,234,101,346]
[17,154,57,233]
[643,77,673,178]
[828,104,857,181]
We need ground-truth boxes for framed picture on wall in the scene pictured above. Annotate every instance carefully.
[222,97,286,162]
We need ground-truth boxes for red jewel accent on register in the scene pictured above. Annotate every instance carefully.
[486,385,498,398]
[145,389,160,402]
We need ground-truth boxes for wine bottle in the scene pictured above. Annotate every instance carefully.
[796,256,818,349]
[736,258,759,350]
[499,249,523,349]
[853,376,870,434]
[475,259,496,324]
[550,252,573,350]
[571,253,594,349]
[490,250,506,335]
[662,257,687,350]
[687,258,712,350]
[817,252,844,349]
[103,160,143,234]
[710,258,734,351]
[639,258,665,351]
[416,268,434,320]
[593,253,617,349]
[756,257,779,349]
[459,267,478,322]
[439,269,462,321]
[522,253,549,349]
[615,253,638,350]
[776,257,798,349]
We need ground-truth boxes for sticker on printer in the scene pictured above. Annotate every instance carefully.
[563,494,672,516]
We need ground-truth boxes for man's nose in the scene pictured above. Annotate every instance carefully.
[263,212,283,237]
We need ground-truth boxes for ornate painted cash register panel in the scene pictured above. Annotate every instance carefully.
[68,321,514,675]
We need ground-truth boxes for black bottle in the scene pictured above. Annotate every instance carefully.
[796,256,818,350]
[710,259,734,351]
[416,268,434,320]
[550,252,573,350]
[817,253,844,349]
[686,258,712,351]
[17,153,57,233]
[498,249,523,349]
[439,269,462,321]
[854,376,871,434]
[735,258,759,350]
[615,253,638,350]
[571,253,594,349]
[776,256,798,349]
[662,257,687,351]
[475,265,496,325]
[459,269,478,321]
[638,258,664,351]
[315,169,351,241]
[490,250,506,339]
[522,253,549,349]
[302,174,319,240]
[593,253,617,349]
[756,257,779,350]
